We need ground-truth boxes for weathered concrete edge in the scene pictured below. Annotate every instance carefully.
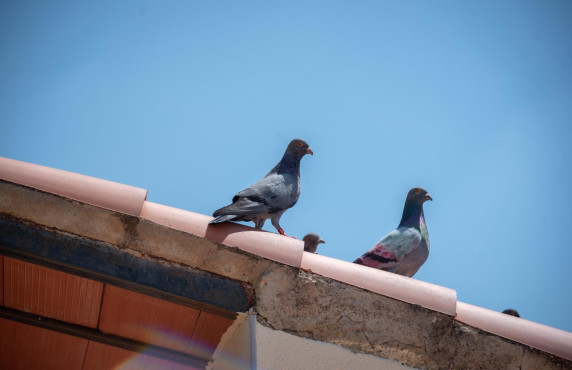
[456,301,572,362]
[301,252,457,316]
[0,215,250,315]
[2,180,571,369]
[0,180,288,316]
[253,265,572,370]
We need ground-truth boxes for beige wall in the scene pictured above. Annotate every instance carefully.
[209,314,413,370]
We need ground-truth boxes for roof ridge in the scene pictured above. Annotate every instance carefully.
[0,157,147,216]
[2,156,571,361]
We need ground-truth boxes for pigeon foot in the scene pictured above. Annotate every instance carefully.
[278,228,297,239]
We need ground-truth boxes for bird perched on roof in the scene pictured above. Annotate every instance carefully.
[354,187,432,277]
[303,233,325,253]
[210,139,313,236]
[502,309,521,318]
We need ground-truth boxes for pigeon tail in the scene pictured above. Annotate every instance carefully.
[209,215,237,224]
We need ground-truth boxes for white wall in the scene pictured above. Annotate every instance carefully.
[209,313,414,370]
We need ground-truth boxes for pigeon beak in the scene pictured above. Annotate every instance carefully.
[306,147,313,155]
[425,193,433,201]
[319,239,326,244]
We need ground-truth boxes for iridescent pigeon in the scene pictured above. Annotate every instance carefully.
[210,139,313,236]
[354,187,432,277]
[303,233,325,253]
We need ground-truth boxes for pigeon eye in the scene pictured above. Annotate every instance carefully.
[297,142,303,147]
[415,188,421,194]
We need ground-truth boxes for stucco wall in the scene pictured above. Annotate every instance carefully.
[209,313,412,370]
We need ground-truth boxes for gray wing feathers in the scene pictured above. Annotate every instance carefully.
[212,173,297,218]
[213,196,273,218]
[209,214,237,224]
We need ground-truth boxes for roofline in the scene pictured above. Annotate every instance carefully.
[301,252,457,315]
[141,201,304,268]
[0,216,247,316]
[456,301,572,361]
[1,156,571,361]
[0,157,147,217]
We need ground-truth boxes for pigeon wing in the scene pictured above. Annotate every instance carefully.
[236,173,298,211]
[215,173,297,217]
[354,227,423,270]
[213,196,272,217]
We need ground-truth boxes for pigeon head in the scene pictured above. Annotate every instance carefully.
[406,187,432,205]
[286,139,313,159]
[303,232,325,253]
[303,232,325,245]
[399,187,432,228]
[273,139,312,174]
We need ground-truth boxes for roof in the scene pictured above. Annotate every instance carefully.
[1,156,571,369]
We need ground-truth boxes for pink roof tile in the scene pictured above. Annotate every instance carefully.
[141,201,304,268]
[2,157,571,360]
[301,251,457,316]
[0,157,147,217]
[456,301,572,361]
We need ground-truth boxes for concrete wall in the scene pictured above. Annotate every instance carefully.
[255,321,412,370]
[2,181,571,370]
[209,313,412,370]
[255,265,571,370]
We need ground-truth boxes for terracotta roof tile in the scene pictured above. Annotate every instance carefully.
[0,157,147,216]
[301,252,457,316]
[2,156,571,362]
[141,201,304,268]
[456,301,572,361]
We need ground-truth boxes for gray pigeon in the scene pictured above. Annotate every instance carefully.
[354,187,432,277]
[303,233,325,253]
[210,139,313,236]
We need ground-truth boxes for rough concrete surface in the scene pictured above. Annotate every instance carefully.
[0,181,274,287]
[2,181,570,369]
[255,266,571,370]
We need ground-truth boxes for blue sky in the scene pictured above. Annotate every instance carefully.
[2,1,572,333]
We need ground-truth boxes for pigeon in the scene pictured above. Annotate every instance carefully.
[210,138,313,236]
[354,187,432,277]
[303,233,325,253]
[502,309,521,318]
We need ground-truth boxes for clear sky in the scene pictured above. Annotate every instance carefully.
[2,1,572,333]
